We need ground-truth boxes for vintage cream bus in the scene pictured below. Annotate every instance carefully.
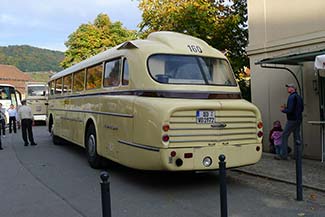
[25,82,48,122]
[47,31,263,170]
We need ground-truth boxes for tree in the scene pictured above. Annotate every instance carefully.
[138,0,219,39]
[61,14,137,68]
[138,0,251,100]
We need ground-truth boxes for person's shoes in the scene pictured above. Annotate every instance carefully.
[274,156,281,160]
[31,143,37,146]
[24,143,29,146]
[0,147,3,150]
[281,157,289,160]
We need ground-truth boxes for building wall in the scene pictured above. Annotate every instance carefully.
[248,0,325,56]
[247,0,325,159]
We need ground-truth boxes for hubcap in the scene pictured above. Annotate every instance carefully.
[87,134,96,157]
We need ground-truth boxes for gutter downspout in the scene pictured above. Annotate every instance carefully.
[259,64,302,95]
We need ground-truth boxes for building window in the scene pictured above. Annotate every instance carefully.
[86,64,103,90]
[103,59,121,87]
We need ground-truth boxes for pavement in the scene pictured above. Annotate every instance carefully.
[235,152,325,193]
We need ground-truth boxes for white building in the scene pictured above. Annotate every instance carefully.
[247,0,325,159]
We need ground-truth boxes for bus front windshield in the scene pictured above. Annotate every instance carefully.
[148,54,237,86]
[0,86,18,108]
[28,85,48,97]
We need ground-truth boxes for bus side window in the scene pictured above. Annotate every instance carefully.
[63,74,72,94]
[122,59,129,86]
[49,81,55,95]
[103,59,121,87]
[73,70,85,92]
[86,64,102,90]
[55,78,63,95]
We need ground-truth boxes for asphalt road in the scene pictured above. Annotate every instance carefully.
[0,125,324,217]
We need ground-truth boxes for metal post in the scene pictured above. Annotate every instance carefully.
[100,171,112,217]
[295,141,303,201]
[219,154,228,217]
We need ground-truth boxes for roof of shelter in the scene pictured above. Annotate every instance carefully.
[255,50,325,65]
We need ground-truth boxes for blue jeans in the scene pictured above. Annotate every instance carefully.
[275,145,281,155]
[281,120,302,159]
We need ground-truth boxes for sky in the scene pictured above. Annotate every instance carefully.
[0,0,142,51]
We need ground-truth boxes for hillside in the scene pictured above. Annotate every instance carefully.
[0,45,64,72]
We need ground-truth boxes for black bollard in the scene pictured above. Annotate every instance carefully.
[100,171,112,217]
[295,141,303,201]
[219,154,228,217]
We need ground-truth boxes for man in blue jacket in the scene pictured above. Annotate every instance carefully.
[279,83,304,160]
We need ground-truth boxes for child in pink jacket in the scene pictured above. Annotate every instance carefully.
[271,120,283,157]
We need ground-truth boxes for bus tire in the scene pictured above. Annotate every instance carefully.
[86,125,102,169]
[50,122,61,145]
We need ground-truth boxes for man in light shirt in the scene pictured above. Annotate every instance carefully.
[7,104,17,133]
[18,100,37,146]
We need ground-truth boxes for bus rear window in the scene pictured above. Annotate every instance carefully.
[148,54,236,86]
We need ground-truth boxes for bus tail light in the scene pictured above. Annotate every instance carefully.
[257,131,263,138]
[162,124,170,132]
[162,135,169,142]
[257,121,263,129]
[170,151,176,157]
[184,153,193,158]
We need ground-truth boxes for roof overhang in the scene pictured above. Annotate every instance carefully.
[255,50,325,65]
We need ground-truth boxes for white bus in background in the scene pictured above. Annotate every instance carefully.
[25,82,48,122]
[0,84,20,123]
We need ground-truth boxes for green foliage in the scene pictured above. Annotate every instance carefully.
[138,0,251,101]
[61,13,137,68]
[0,45,64,72]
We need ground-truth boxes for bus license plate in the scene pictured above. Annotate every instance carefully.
[196,111,215,124]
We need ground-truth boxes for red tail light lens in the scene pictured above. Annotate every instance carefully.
[162,135,169,142]
[170,151,176,157]
[162,124,170,132]
[257,121,263,129]
[184,153,193,158]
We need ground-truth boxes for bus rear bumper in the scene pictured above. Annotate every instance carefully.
[160,143,262,171]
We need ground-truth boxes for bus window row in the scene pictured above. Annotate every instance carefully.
[49,58,129,95]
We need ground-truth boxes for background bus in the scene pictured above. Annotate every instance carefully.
[25,82,48,122]
[0,84,19,123]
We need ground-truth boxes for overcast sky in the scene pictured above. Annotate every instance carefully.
[0,0,142,51]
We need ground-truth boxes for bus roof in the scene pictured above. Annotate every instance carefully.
[26,82,48,86]
[50,31,226,81]
[0,84,16,88]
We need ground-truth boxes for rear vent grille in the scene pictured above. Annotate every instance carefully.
[168,110,257,147]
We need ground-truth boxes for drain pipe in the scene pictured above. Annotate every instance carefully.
[259,64,302,95]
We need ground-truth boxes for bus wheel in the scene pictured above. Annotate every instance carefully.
[86,125,101,169]
[50,123,61,145]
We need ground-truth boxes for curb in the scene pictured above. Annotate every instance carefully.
[233,169,325,193]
